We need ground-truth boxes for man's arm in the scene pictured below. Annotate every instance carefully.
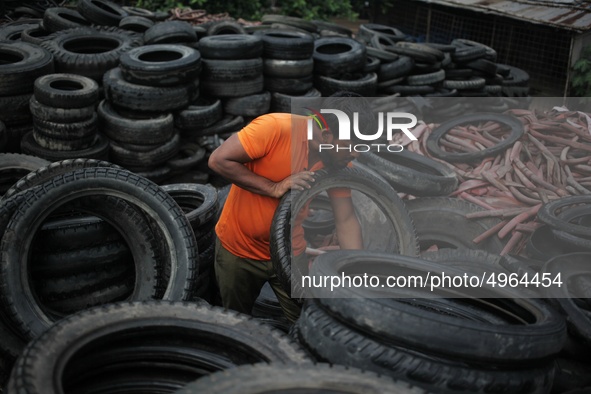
[208,133,316,199]
[331,196,363,249]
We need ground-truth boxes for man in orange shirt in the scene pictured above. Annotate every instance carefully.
[209,94,373,322]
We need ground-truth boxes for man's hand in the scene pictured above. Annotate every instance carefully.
[270,171,315,198]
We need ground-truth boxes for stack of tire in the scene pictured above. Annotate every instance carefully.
[101,44,202,182]
[23,73,109,161]
[0,41,54,153]
[254,29,315,113]
[313,36,376,97]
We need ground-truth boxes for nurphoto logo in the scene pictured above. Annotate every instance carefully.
[305,108,417,153]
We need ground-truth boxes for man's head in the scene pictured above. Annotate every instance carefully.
[309,91,377,169]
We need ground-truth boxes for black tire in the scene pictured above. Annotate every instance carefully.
[0,168,199,339]
[358,23,406,42]
[313,37,366,76]
[310,250,566,363]
[143,20,197,45]
[207,20,246,35]
[0,22,40,42]
[160,183,218,229]
[407,69,445,85]
[103,67,198,113]
[357,150,458,196]
[97,99,173,144]
[297,300,555,394]
[426,113,524,163]
[270,88,321,113]
[33,112,97,140]
[20,25,53,45]
[21,131,110,161]
[264,75,313,95]
[174,97,222,130]
[315,72,377,96]
[177,363,426,394]
[261,14,317,33]
[0,41,54,96]
[118,15,154,33]
[201,58,263,80]
[499,64,530,87]
[405,197,506,253]
[443,76,486,90]
[199,115,245,137]
[33,73,99,109]
[29,97,95,123]
[2,158,120,201]
[254,30,314,60]
[7,301,308,393]
[0,93,32,126]
[378,55,414,81]
[0,153,50,196]
[201,75,263,98]
[198,34,263,60]
[383,84,435,95]
[270,167,419,298]
[466,58,498,76]
[122,6,155,19]
[119,44,201,87]
[363,55,380,73]
[452,39,497,62]
[366,46,399,62]
[42,7,90,32]
[451,39,488,63]
[223,91,271,117]
[538,196,591,238]
[40,27,141,82]
[33,129,96,151]
[109,132,180,167]
[77,0,128,26]
[263,58,313,78]
[312,20,353,37]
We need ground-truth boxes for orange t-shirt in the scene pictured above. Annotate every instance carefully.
[215,113,309,260]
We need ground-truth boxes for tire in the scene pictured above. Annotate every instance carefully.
[33,113,97,140]
[176,363,427,394]
[270,167,419,298]
[452,38,497,62]
[174,97,222,130]
[0,22,41,42]
[406,69,445,85]
[33,129,96,151]
[29,97,95,123]
[363,56,380,73]
[33,73,99,109]
[314,72,377,96]
[20,25,52,45]
[254,30,314,60]
[207,20,246,35]
[119,44,201,87]
[378,55,414,81]
[104,67,198,113]
[201,58,263,80]
[443,76,486,90]
[0,153,50,196]
[358,23,406,42]
[263,58,313,78]
[198,34,263,60]
[118,15,154,33]
[426,113,524,163]
[0,168,199,339]
[223,91,271,117]
[270,88,321,113]
[310,250,566,363]
[199,115,245,137]
[21,131,110,161]
[466,58,498,76]
[499,64,530,87]
[313,37,366,76]
[297,300,555,394]
[0,93,32,126]
[0,41,54,96]
[7,302,308,393]
[42,7,89,33]
[160,183,218,229]
[121,6,155,19]
[451,39,487,63]
[538,196,591,238]
[2,158,120,201]
[264,75,313,95]
[109,132,180,167]
[357,150,458,196]
[366,46,399,62]
[40,27,141,82]
[143,20,198,45]
[201,75,263,98]
[261,14,317,33]
[98,99,173,144]
[405,197,506,253]
[77,0,128,26]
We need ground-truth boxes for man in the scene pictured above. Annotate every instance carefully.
[208,94,373,322]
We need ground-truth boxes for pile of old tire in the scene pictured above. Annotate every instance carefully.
[0,41,54,153]
[160,183,218,302]
[23,73,109,161]
[0,161,200,384]
[294,249,567,394]
[5,302,309,393]
[313,36,376,97]
[254,29,313,114]
[101,43,202,182]
[40,26,142,82]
